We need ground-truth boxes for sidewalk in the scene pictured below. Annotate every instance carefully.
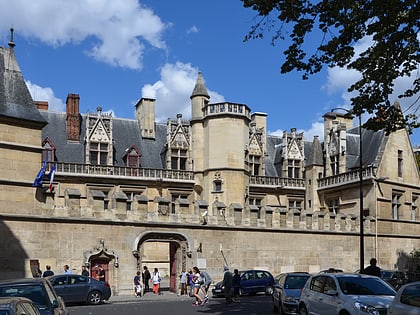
[108,290,190,303]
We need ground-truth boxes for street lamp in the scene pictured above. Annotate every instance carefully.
[331,108,364,272]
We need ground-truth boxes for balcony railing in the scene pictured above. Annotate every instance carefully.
[250,176,305,188]
[318,166,376,188]
[54,163,195,181]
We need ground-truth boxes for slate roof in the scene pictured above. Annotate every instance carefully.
[0,46,46,125]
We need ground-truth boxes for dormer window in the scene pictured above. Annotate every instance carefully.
[42,137,55,162]
[90,142,108,165]
[171,149,187,170]
[124,145,141,168]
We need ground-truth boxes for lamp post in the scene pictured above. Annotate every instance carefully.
[331,108,364,272]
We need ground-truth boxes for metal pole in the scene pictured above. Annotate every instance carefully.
[359,113,364,272]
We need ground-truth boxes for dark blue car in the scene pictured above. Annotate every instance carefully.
[48,275,111,305]
[212,269,275,297]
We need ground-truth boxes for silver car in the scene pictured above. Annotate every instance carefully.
[298,273,396,315]
[387,281,420,315]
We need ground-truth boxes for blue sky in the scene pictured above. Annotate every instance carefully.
[1,0,419,145]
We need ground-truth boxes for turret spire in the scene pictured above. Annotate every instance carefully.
[190,72,210,99]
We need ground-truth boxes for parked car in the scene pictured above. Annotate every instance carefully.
[387,281,420,315]
[0,297,41,315]
[212,269,274,297]
[380,270,409,290]
[298,273,396,315]
[48,274,111,305]
[272,272,310,314]
[0,277,68,315]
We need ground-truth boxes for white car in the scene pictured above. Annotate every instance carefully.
[387,281,420,315]
[298,273,396,315]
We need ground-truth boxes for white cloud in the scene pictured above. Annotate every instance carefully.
[0,0,167,69]
[26,81,65,112]
[323,36,419,115]
[187,26,199,34]
[142,62,225,122]
[298,121,324,141]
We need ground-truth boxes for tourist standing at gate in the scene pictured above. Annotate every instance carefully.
[200,269,212,301]
[232,269,241,302]
[81,265,89,277]
[152,267,161,294]
[98,266,106,281]
[63,265,72,274]
[142,266,151,292]
[178,268,188,296]
[192,266,205,306]
[134,271,143,297]
[42,265,54,277]
[222,266,233,304]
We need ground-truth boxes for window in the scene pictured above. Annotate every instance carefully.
[125,146,141,168]
[288,159,300,178]
[330,155,339,175]
[398,150,403,177]
[171,194,188,214]
[412,194,418,221]
[42,138,55,162]
[171,149,187,170]
[249,155,261,176]
[249,198,263,218]
[90,142,108,165]
[214,180,222,192]
[323,276,337,294]
[327,198,339,214]
[103,191,109,210]
[309,276,324,293]
[125,191,142,211]
[392,192,401,220]
[288,199,302,211]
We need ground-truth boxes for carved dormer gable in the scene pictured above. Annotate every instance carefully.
[248,123,264,155]
[166,114,191,170]
[85,107,113,165]
[287,139,303,160]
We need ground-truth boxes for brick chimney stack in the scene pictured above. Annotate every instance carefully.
[34,101,49,110]
[66,93,81,142]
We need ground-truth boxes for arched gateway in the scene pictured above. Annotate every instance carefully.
[131,231,193,293]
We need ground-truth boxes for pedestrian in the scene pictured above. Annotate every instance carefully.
[178,268,188,296]
[192,266,205,306]
[222,266,233,304]
[134,271,143,297]
[187,269,194,297]
[81,265,89,277]
[200,269,212,300]
[361,258,381,277]
[232,269,241,302]
[98,266,106,281]
[42,265,54,277]
[63,265,72,274]
[142,266,151,292]
[151,267,161,295]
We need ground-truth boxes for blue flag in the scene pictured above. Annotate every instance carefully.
[33,161,47,187]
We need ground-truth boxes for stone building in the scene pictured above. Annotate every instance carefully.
[1,31,419,295]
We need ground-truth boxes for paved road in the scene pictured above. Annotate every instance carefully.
[68,292,274,315]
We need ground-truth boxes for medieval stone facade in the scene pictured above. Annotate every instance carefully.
[1,35,419,295]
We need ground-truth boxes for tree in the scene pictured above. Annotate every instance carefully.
[241,0,420,134]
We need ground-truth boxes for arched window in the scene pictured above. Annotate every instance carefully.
[42,137,55,162]
[123,145,141,168]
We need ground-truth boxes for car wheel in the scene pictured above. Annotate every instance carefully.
[265,286,274,295]
[88,291,102,305]
[299,304,308,315]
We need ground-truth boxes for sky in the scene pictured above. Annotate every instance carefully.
[1,0,419,145]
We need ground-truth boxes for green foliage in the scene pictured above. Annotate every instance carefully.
[241,0,420,134]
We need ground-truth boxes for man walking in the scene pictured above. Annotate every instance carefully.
[200,269,212,300]
[142,266,151,292]
[222,266,233,304]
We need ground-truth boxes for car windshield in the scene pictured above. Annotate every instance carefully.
[0,285,49,310]
[338,277,396,296]
[284,276,310,289]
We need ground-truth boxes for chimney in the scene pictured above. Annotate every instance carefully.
[66,93,81,142]
[135,98,156,139]
[34,101,49,110]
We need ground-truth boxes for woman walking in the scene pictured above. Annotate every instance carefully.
[192,266,205,306]
[152,267,161,294]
